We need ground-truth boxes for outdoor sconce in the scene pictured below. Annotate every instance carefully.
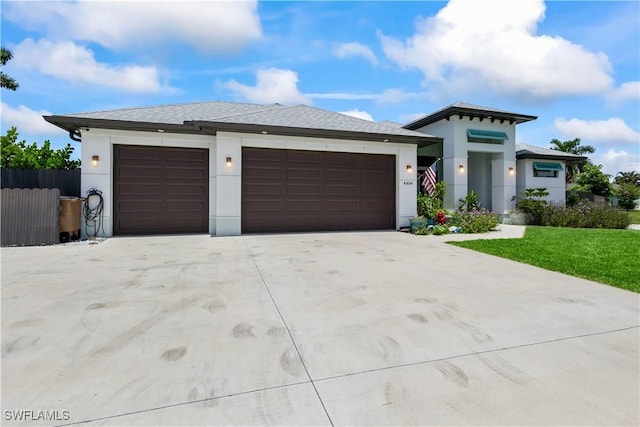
[226,157,232,167]
[406,164,413,174]
[92,155,99,166]
[509,167,515,175]
[459,164,465,173]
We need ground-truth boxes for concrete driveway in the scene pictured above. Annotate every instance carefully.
[2,227,638,426]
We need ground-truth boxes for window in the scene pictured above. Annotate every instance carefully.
[532,162,562,178]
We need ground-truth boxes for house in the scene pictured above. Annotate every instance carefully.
[515,144,587,203]
[43,101,575,237]
[44,102,440,236]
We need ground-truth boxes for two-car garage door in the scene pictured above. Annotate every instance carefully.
[114,146,396,235]
[242,148,395,233]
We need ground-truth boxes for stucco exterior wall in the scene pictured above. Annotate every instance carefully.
[80,128,416,237]
[516,158,567,204]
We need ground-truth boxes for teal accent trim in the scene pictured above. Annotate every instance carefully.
[467,129,509,140]
[533,162,563,171]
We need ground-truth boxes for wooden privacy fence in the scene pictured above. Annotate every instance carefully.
[1,168,81,196]
[1,188,61,246]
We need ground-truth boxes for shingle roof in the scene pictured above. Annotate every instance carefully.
[45,100,439,143]
[404,102,537,129]
[516,143,587,160]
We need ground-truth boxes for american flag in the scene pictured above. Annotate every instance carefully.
[421,162,437,196]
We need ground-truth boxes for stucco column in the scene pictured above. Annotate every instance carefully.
[491,157,516,214]
[213,133,242,236]
[443,156,468,211]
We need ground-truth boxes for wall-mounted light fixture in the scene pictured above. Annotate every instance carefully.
[226,157,232,167]
[406,164,413,174]
[508,167,515,175]
[459,164,465,173]
[92,155,99,166]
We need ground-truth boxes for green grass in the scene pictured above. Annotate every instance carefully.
[449,226,640,293]
[628,210,640,224]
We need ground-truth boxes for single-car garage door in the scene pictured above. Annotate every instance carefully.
[242,147,395,233]
[114,145,208,235]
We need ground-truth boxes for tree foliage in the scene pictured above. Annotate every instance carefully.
[573,163,611,198]
[614,171,640,187]
[1,127,81,170]
[549,137,594,183]
[1,47,19,91]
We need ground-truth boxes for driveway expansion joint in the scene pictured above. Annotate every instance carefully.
[242,237,335,427]
[313,324,640,383]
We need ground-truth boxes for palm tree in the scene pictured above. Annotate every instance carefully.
[614,171,640,187]
[549,138,594,183]
[1,47,19,91]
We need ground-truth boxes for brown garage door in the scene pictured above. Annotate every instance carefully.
[114,145,208,235]
[242,147,395,233]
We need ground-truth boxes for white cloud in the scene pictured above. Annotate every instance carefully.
[376,89,424,105]
[379,0,614,99]
[221,68,311,105]
[1,102,65,135]
[3,1,261,54]
[333,42,378,65]
[339,109,374,121]
[607,81,640,104]
[12,39,165,93]
[554,117,639,144]
[593,149,640,176]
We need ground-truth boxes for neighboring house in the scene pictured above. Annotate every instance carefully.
[44,102,440,236]
[44,100,575,237]
[515,144,587,204]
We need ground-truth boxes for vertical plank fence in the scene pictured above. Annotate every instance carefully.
[1,188,60,246]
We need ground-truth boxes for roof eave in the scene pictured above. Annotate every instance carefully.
[189,121,442,145]
[405,107,537,130]
[43,115,198,135]
[516,151,587,161]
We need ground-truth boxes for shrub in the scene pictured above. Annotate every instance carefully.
[516,188,549,225]
[417,193,442,218]
[614,184,640,210]
[432,224,449,235]
[539,201,630,229]
[413,225,429,235]
[452,209,500,234]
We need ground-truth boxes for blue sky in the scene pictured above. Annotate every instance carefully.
[1,0,638,176]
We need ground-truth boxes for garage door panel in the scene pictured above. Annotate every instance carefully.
[327,152,360,166]
[287,183,323,196]
[116,183,162,197]
[327,184,359,196]
[327,169,359,181]
[118,147,163,161]
[116,166,163,180]
[165,183,208,196]
[287,168,323,180]
[114,145,208,235]
[242,147,395,233]
[166,167,208,180]
[117,201,162,213]
[165,148,207,161]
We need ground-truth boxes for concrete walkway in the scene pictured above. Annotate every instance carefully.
[2,228,638,426]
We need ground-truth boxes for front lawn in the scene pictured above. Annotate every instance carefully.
[449,226,640,293]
